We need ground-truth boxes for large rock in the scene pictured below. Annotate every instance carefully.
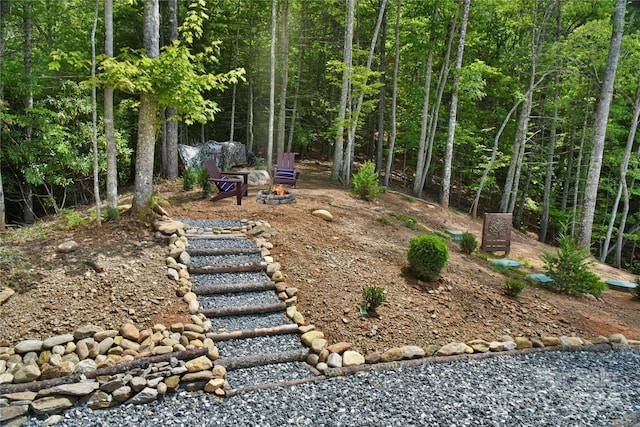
[119,323,140,341]
[153,220,187,236]
[40,382,99,397]
[43,334,74,349]
[126,387,158,405]
[609,333,629,345]
[342,351,365,367]
[380,347,404,363]
[185,356,213,372]
[301,331,324,347]
[12,363,41,383]
[401,345,426,359]
[466,339,491,353]
[31,396,75,415]
[436,342,473,356]
[178,141,248,170]
[0,405,29,423]
[312,210,333,222]
[56,241,79,253]
[0,287,15,305]
[14,340,43,353]
[248,170,271,186]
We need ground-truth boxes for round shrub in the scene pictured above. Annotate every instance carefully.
[407,234,449,281]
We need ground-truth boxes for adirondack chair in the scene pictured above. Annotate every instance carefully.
[205,158,249,205]
[272,152,300,187]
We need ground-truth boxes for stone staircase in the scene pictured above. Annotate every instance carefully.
[183,227,317,395]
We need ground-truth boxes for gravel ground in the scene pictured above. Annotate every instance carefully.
[22,349,640,427]
[177,219,246,229]
[190,254,263,267]
[226,361,315,388]
[216,334,304,358]
[199,291,281,309]
[186,238,258,250]
[208,312,293,332]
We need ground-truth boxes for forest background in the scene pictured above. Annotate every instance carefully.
[0,0,639,272]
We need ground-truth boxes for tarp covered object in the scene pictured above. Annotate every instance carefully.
[178,141,248,170]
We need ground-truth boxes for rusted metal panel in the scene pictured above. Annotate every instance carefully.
[481,213,512,254]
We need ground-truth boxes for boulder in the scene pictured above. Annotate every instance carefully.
[312,210,333,222]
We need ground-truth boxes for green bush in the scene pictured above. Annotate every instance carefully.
[541,228,606,296]
[407,234,449,281]
[352,161,384,201]
[103,207,120,222]
[504,279,525,297]
[183,167,198,191]
[198,167,213,198]
[459,231,477,254]
[362,285,386,312]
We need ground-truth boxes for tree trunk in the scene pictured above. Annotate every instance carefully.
[229,0,240,142]
[611,83,640,266]
[412,0,439,196]
[470,98,523,218]
[91,0,101,226]
[104,0,117,210]
[165,0,179,180]
[332,0,355,181]
[287,30,304,153]
[570,100,590,239]
[441,0,470,211]
[276,0,289,155]
[577,0,626,248]
[375,3,387,175]
[383,0,401,187]
[0,0,6,230]
[132,0,160,213]
[22,2,34,224]
[267,0,277,172]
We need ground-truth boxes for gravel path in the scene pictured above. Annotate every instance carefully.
[23,349,640,427]
[207,312,293,332]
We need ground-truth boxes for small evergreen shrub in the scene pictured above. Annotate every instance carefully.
[352,161,384,201]
[183,167,198,191]
[459,231,477,254]
[541,227,606,296]
[198,167,213,198]
[362,285,386,312]
[407,234,449,281]
[504,279,525,297]
[103,207,120,222]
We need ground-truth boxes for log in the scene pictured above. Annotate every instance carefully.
[199,302,287,318]
[193,280,276,295]
[188,261,266,274]
[187,247,261,256]
[0,348,208,394]
[225,375,326,397]
[216,348,310,371]
[206,323,299,341]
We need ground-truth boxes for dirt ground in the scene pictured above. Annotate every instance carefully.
[1,160,639,355]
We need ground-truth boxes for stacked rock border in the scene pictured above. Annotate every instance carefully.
[1,217,639,426]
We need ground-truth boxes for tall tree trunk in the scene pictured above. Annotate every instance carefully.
[132,0,160,213]
[609,83,640,266]
[561,127,576,211]
[165,0,179,179]
[383,0,400,187]
[375,3,387,175]
[412,0,439,196]
[91,0,101,226]
[287,2,306,153]
[570,99,590,238]
[342,0,388,185]
[418,3,458,196]
[229,0,240,142]
[267,0,277,172]
[104,0,117,210]
[276,0,289,155]
[441,0,470,211]
[540,1,562,243]
[577,0,626,248]
[331,0,355,181]
[470,98,523,218]
[22,2,34,224]
[500,1,553,213]
[0,0,6,230]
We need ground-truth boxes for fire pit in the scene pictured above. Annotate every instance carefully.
[256,185,297,205]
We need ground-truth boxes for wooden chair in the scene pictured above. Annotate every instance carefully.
[272,152,300,187]
[205,158,249,205]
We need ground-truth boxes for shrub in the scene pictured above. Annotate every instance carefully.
[362,285,386,312]
[459,231,477,254]
[388,212,418,230]
[183,167,198,191]
[407,234,449,281]
[541,227,606,296]
[103,207,120,222]
[633,278,640,301]
[352,161,384,201]
[198,167,213,198]
[504,279,525,297]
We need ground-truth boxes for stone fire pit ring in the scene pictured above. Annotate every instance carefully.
[256,188,296,205]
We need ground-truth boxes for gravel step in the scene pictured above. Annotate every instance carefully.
[217,348,310,371]
[177,219,247,229]
[187,247,261,256]
[206,324,300,342]
[191,272,271,287]
[225,361,316,389]
[207,312,293,332]
[216,334,305,359]
[186,237,257,250]
[200,302,287,318]
[193,280,276,295]
[199,291,281,310]
[190,254,263,266]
